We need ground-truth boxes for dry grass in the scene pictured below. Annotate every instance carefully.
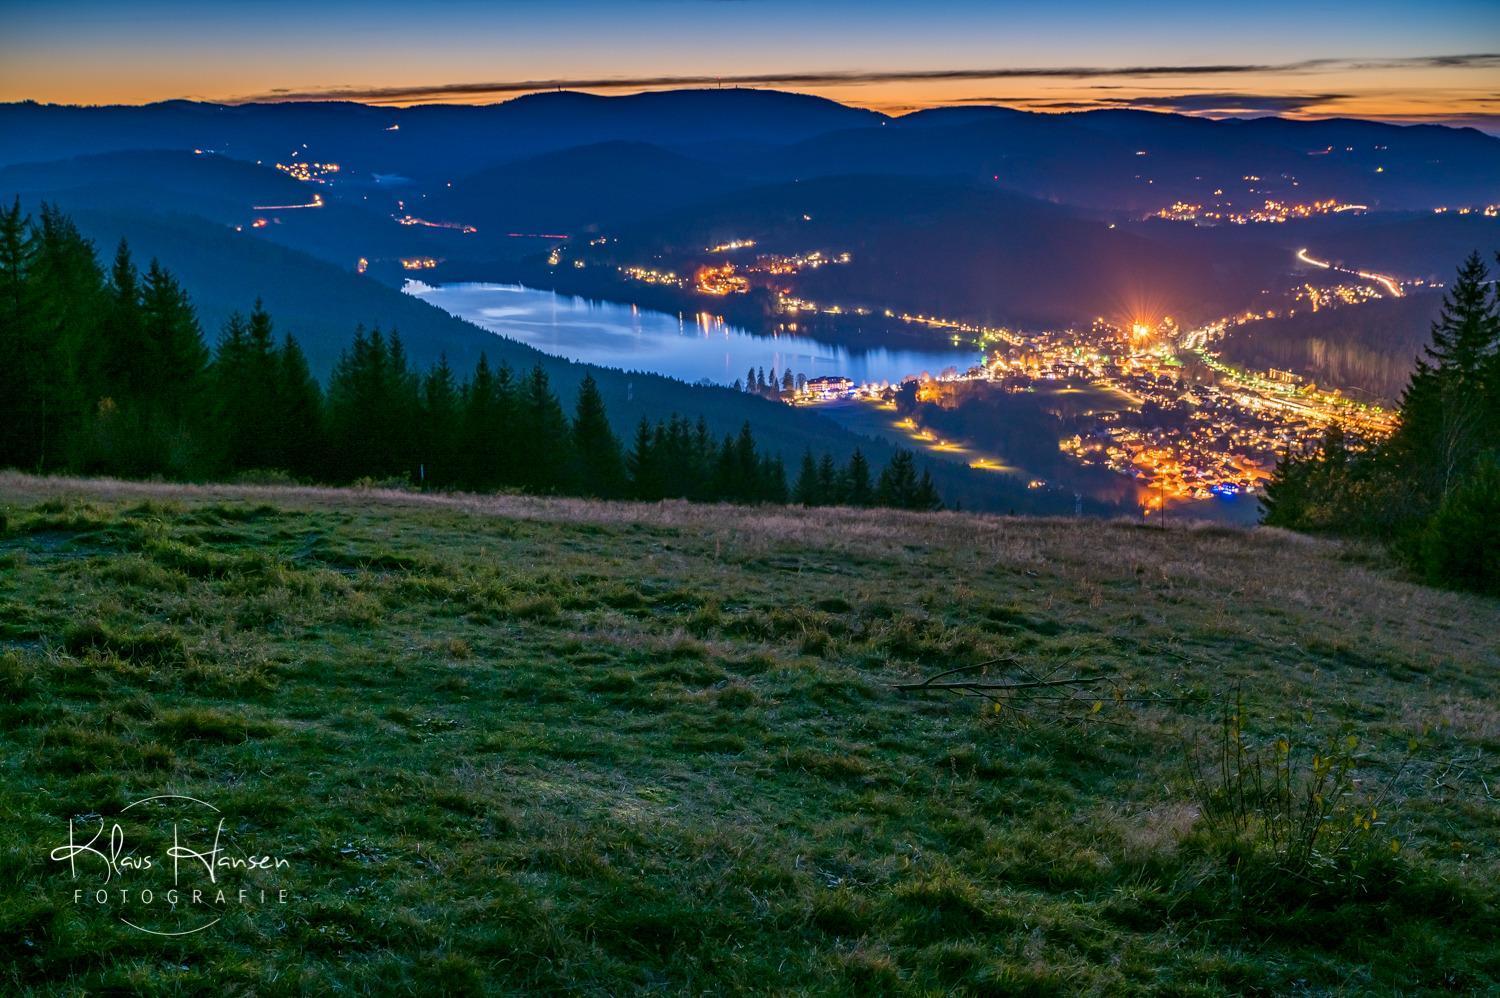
[1,471,1496,993]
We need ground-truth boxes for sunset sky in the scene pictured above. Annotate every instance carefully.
[2,0,1497,130]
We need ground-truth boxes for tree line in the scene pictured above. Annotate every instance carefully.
[793,448,940,510]
[0,201,943,510]
[736,366,805,398]
[1262,252,1500,593]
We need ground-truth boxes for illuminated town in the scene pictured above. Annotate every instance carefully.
[1431,204,1500,217]
[814,311,1398,511]
[1042,320,1397,506]
[564,228,1409,511]
[694,262,750,296]
[705,238,756,253]
[274,160,341,183]
[1153,197,1368,224]
[599,235,1401,511]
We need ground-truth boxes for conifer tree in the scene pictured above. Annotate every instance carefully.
[419,356,461,486]
[514,365,575,492]
[1391,252,1499,496]
[384,330,422,475]
[0,199,37,467]
[710,433,736,500]
[326,325,415,479]
[490,360,519,484]
[690,416,714,500]
[877,450,921,508]
[211,310,253,469]
[0,198,30,320]
[572,374,625,497]
[1485,257,1500,446]
[793,449,820,506]
[100,240,146,406]
[844,449,873,506]
[760,454,788,503]
[273,334,322,477]
[140,259,208,430]
[230,300,282,470]
[627,417,661,499]
[733,422,758,500]
[1259,445,1312,528]
[461,354,504,488]
[27,204,105,468]
[915,468,942,511]
[816,453,839,503]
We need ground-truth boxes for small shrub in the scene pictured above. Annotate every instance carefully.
[1186,695,1411,909]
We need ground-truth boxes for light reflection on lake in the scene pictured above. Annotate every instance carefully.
[405,281,977,387]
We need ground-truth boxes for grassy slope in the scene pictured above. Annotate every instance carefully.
[1,473,1497,993]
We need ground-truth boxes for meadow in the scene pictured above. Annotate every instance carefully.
[1,472,1496,993]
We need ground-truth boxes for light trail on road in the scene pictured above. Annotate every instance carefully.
[1297,247,1403,297]
[251,194,324,211]
[1296,247,1331,269]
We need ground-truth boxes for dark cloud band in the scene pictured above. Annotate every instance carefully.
[230,53,1500,105]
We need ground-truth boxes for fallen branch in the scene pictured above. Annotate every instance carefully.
[892,667,1115,694]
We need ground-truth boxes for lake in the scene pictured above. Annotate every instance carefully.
[406,281,1258,521]
[405,281,977,387]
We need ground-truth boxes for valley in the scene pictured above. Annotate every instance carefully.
[0,89,1493,519]
[4,7,1499,992]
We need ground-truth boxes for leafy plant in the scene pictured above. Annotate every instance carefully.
[1187,693,1412,907]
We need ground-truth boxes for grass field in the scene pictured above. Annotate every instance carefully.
[1,472,1497,994]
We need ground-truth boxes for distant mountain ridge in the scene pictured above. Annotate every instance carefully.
[0,89,881,181]
[3,88,1495,210]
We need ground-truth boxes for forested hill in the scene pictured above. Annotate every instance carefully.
[47,201,871,452]
[1220,290,1445,404]
[0,200,1059,513]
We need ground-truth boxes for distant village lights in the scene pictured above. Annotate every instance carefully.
[275,161,340,183]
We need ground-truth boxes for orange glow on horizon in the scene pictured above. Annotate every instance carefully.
[1,64,1494,132]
